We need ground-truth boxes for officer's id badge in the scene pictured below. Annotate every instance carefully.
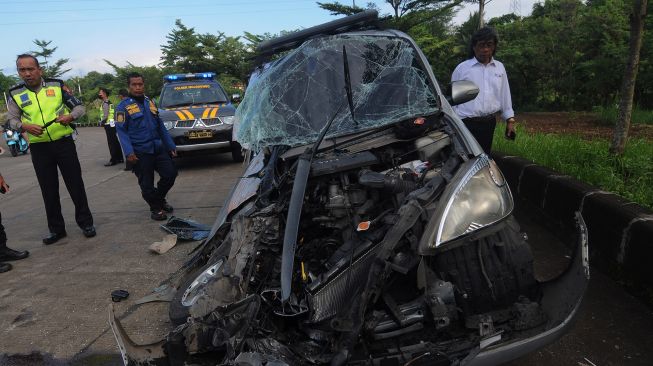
[19,93,32,107]
[46,89,56,97]
[125,103,141,115]
[116,111,125,123]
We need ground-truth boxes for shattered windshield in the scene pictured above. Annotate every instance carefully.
[235,34,439,150]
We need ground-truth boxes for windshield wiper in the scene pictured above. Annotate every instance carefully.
[343,45,357,125]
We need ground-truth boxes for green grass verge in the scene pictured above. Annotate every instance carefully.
[494,122,653,210]
[593,105,653,126]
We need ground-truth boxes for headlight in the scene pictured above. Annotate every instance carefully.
[163,121,175,130]
[6,130,13,137]
[418,155,513,254]
[220,116,235,125]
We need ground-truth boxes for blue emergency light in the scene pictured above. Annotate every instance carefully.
[164,72,216,82]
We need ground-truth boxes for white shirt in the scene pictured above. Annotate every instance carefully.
[451,57,514,121]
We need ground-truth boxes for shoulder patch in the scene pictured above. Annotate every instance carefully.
[125,103,141,115]
[116,111,125,123]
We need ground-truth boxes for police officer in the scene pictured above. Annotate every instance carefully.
[7,54,96,245]
[115,72,177,221]
[0,173,29,273]
[99,87,124,166]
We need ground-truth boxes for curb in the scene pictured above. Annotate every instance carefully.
[492,152,653,304]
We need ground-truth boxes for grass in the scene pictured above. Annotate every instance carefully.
[494,122,653,210]
[593,105,653,126]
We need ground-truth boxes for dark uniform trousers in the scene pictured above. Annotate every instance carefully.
[0,211,7,249]
[462,115,497,154]
[104,125,124,164]
[133,147,177,211]
[30,136,93,234]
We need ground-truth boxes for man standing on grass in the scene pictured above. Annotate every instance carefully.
[115,72,177,221]
[451,26,517,153]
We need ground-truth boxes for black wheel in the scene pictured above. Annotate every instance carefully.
[9,145,18,157]
[169,257,226,325]
[231,142,244,162]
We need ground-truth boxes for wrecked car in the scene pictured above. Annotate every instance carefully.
[110,10,589,366]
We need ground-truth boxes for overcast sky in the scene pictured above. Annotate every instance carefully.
[0,0,540,77]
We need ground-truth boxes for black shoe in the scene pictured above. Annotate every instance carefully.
[0,247,29,261]
[82,226,96,238]
[162,203,174,213]
[104,161,117,167]
[43,232,67,245]
[0,262,12,273]
[151,210,167,221]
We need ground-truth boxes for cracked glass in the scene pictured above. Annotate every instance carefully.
[235,34,439,150]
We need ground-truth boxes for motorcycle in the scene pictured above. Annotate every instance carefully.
[2,124,29,157]
[109,10,589,366]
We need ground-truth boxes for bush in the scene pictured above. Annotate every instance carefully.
[494,122,653,209]
[593,105,653,126]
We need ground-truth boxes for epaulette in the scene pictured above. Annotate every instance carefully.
[43,78,64,85]
[8,82,26,93]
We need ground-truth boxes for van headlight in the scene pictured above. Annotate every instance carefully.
[220,116,235,125]
[163,121,175,130]
[418,155,513,254]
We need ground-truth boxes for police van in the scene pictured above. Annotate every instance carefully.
[158,72,243,161]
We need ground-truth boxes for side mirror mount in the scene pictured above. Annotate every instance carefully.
[231,94,241,104]
[447,80,479,106]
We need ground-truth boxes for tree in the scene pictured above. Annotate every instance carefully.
[316,1,375,15]
[610,0,648,155]
[31,39,71,78]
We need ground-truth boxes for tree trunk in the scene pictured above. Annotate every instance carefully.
[610,0,648,155]
[479,0,485,28]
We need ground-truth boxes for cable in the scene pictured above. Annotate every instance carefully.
[0,7,317,26]
[0,0,309,14]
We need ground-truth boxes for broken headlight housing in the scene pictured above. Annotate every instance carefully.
[419,155,513,254]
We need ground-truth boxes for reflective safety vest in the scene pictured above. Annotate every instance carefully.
[10,80,75,144]
[108,103,115,122]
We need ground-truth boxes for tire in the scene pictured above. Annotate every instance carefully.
[9,145,18,157]
[231,142,244,163]
[169,258,226,325]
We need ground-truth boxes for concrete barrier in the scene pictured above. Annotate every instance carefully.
[492,152,653,305]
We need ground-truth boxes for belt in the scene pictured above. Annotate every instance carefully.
[462,115,496,123]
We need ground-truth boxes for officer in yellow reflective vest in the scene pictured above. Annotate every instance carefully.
[7,54,96,245]
[99,87,124,166]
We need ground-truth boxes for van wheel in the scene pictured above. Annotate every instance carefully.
[169,258,226,325]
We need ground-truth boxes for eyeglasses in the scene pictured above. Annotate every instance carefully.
[475,41,495,49]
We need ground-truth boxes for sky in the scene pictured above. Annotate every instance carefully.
[0,0,540,78]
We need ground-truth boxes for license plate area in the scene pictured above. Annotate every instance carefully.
[187,130,213,139]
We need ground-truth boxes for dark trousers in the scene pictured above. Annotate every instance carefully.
[104,125,123,164]
[134,148,177,211]
[0,211,6,249]
[30,136,94,234]
[462,115,497,154]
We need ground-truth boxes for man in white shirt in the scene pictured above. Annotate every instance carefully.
[451,26,516,153]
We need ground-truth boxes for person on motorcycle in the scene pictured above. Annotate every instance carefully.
[0,173,29,273]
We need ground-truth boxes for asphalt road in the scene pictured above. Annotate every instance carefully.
[0,128,651,366]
